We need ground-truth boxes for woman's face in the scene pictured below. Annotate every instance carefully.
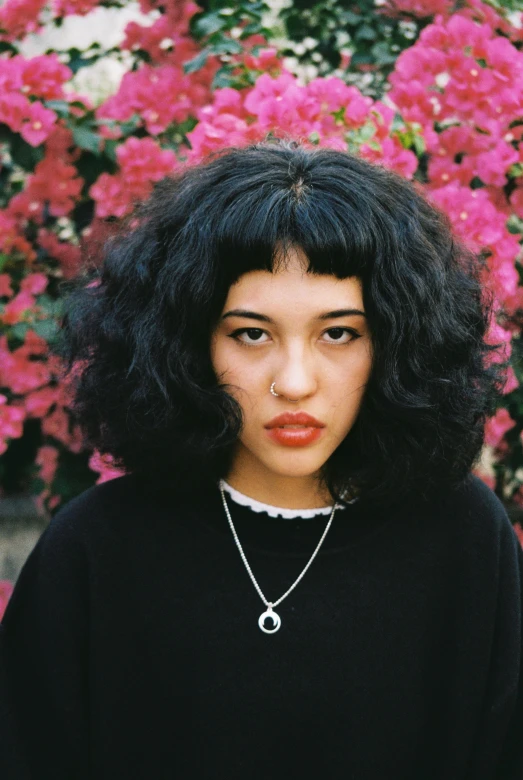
[210,247,373,486]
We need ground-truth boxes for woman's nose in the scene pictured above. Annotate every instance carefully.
[272,350,318,402]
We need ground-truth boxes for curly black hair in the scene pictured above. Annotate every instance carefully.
[56,138,508,510]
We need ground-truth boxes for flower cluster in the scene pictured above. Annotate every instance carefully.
[90,137,178,218]
[382,0,454,17]
[0,53,71,146]
[97,63,214,137]
[184,71,419,175]
[388,8,523,490]
[122,2,201,65]
[2,123,84,280]
[0,0,46,42]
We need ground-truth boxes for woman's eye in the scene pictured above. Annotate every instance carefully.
[231,328,269,345]
[322,328,359,344]
[229,327,359,346]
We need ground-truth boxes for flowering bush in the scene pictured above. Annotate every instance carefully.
[0,0,522,546]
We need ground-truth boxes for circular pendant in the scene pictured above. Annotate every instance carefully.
[259,607,281,634]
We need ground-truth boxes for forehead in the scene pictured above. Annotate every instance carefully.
[225,253,364,310]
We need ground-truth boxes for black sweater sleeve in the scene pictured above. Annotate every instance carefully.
[491,535,523,780]
[465,483,523,780]
[0,504,90,780]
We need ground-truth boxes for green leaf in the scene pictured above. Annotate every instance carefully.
[412,134,425,156]
[350,51,373,66]
[45,100,70,117]
[0,41,18,55]
[183,49,210,75]
[211,66,235,89]
[118,114,142,137]
[192,11,228,38]
[371,42,397,66]
[10,322,30,341]
[355,24,377,41]
[28,476,47,495]
[9,134,45,170]
[341,10,363,25]
[507,214,523,234]
[36,294,64,317]
[72,125,102,155]
[239,21,263,37]
[103,139,119,163]
[211,38,243,55]
[31,318,60,343]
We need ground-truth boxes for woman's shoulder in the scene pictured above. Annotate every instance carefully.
[432,472,522,567]
[42,472,194,549]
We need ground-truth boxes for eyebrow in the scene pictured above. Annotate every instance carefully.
[221,308,367,323]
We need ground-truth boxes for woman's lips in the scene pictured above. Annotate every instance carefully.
[265,411,326,428]
[265,411,326,447]
[265,426,324,447]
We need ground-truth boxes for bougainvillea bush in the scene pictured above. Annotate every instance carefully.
[0,0,522,549]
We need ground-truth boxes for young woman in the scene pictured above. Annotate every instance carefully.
[1,139,522,779]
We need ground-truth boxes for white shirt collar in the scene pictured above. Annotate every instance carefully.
[219,479,357,519]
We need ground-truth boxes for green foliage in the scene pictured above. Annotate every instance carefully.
[280,0,429,98]
[186,0,274,87]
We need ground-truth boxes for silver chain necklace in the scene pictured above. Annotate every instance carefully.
[219,486,338,634]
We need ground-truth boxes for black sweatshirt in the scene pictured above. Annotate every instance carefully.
[0,471,522,780]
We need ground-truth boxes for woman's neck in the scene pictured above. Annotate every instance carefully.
[223,469,334,510]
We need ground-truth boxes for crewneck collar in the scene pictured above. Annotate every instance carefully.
[219,478,358,519]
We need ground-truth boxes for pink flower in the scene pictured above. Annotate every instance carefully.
[37,229,81,279]
[0,333,51,394]
[0,580,14,621]
[485,407,516,448]
[500,364,519,395]
[88,450,126,483]
[89,173,133,219]
[18,53,71,99]
[484,316,513,366]
[96,63,212,135]
[35,444,59,483]
[41,405,70,446]
[51,0,100,15]
[20,101,57,147]
[0,274,14,298]
[21,272,47,295]
[2,289,36,325]
[0,92,29,135]
[116,136,177,186]
[0,0,45,41]
[187,115,260,163]
[21,154,83,217]
[90,138,177,218]
[382,0,453,16]
[25,386,59,418]
[474,141,519,187]
[0,395,25,455]
[243,47,281,72]
[509,185,523,218]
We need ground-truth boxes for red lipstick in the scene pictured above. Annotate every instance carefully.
[265,411,326,448]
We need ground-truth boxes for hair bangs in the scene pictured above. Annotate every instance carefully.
[207,174,378,291]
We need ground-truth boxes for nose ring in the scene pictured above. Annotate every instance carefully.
[270,382,280,397]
